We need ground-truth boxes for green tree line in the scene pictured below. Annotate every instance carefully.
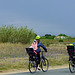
[0,25,35,44]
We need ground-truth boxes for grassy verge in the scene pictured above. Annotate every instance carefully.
[48,56,68,66]
[0,57,68,71]
[0,58,28,71]
[0,41,69,71]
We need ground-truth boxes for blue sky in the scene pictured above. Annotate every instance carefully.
[0,0,75,36]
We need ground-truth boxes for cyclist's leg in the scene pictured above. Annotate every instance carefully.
[35,50,41,69]
[37,52,41,70]
[37,53,40,64]
[35,54,37,62]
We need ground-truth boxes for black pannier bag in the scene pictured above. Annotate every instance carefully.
[67,46,74,54]
[26,48,35,61]
[67,46,75,64]
[26,48,34,54]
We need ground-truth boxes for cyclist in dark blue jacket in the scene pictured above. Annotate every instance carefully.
[35,36,47,70]
[36,41,47,53]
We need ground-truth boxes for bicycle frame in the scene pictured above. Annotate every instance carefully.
[26,48,49,73]
[40,51,45,60]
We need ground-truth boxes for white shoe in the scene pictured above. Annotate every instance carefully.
[38,67,41,70]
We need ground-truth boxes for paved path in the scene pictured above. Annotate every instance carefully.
[2,68,75,75]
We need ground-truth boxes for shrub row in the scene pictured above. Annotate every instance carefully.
[0,25,35,44]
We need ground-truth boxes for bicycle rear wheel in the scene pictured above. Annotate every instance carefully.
[41,58,49,72]
[69,60,75,73]
[29,61,37,73]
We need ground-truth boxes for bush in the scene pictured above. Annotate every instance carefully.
[41,35,55,39]
[58,34,67,36]
[59,39,64,42]
[0,25,35,44]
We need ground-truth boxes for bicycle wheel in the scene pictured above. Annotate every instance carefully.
[69,60,75,73]
[41,58,49,72]
[29,61,37,73]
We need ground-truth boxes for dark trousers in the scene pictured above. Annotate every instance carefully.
[35,52,40,64]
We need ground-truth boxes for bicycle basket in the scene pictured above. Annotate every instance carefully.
[26,48,34,54]
[67,46,74,55]
[26,48,35,61]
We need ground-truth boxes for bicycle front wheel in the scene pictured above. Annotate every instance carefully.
[69,60,75,73]
[29,61,37,73]
[41,58,49,72]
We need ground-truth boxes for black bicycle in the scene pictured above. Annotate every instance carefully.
[26,48,49,73]
[67,46,75,73]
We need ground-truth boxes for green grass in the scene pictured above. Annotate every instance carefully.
[0,25,74,71]
[0,58,29,70]
[0,39,72,71]
[48,55,68,66]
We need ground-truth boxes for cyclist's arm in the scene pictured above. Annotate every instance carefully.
[39,42,47,52]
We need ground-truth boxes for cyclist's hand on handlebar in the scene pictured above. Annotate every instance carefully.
[45,50,47,52]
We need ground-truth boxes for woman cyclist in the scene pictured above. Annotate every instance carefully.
[33,36,47,70]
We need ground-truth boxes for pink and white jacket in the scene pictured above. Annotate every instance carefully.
[32,40,37,54]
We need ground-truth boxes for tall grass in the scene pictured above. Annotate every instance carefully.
[0,25,35,44]
[0,41,69,71]
[0,26,73,71]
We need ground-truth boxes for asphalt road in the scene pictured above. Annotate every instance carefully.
[5,68,75,75]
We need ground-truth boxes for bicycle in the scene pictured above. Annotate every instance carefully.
[67,46,75,73]
[26,48,49,73]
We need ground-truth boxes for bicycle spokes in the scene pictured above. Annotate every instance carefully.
[41,58,49,72]
[29,61,37,73]
[69,60,75,73]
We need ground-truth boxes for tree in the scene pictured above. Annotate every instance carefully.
[45,34,51,38]
[58,34,67,36]
[45,34,51,36]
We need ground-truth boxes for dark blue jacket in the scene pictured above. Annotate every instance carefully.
[36,41,47,53]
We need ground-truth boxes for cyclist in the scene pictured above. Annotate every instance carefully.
[69,43,75,52]
[72,42,75,52]
[34,35,47,70]
[68,43,75,61]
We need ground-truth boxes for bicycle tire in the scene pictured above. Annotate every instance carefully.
[41,58,49,72]
[69,60,75,73]
[29,61,37,73]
